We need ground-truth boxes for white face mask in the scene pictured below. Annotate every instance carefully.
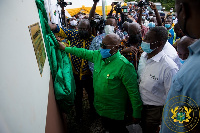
[149,16,153,19]
[170,10,173,12]
[70,20,78,26]
[104,25,114,35]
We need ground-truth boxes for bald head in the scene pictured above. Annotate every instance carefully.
[128,22,141,35]
[122,22,129,32]
[177,36,197,60]
[102,33,120,46]
[78,19,90,29]
[102,33,120,56]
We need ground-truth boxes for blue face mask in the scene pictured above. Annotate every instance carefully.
[100,48,111,58]
[141,41,154,53]
[142,16,146,20]
[148,22,155,28]
[165,24,171,28]
[172,16,175,20]
[179,58,185,64]
[123,31,128,36]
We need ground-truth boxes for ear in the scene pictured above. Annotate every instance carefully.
[177,3,187,21]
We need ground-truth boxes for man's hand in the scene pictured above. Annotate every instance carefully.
[111,2,114,7]
[58,41,66,50]
[48,23,57,31]
[150,2,157,10]
[132,117,141,124]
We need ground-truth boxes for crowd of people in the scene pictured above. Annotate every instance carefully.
[49,0,200,132]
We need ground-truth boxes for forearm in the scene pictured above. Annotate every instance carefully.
[53,25,68,38]
[122,65,143,118]
[89,2,97,20]
[154,9,162,26]
[65,47,95,62]
[137,8,142,26]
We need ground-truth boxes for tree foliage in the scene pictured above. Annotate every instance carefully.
[124,0,175,11]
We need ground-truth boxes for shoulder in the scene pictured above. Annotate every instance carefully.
[162,54,179,70]
[119,54,134,66]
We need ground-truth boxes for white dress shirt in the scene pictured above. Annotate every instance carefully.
[163,41,182,69]
[138,50,179,106]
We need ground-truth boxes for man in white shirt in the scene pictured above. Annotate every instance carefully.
[138,26,179,133]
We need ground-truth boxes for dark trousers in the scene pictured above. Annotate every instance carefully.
[74,74,95,119]
[141,105,163,133]
[101,116,128,133]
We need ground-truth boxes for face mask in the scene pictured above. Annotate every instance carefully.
[100,48,111,58]
[149,16,153,19]
[170,10,173,13]
[179,58,185,64]
[148,22,155,28]
[131,13,134,16]
[128,34,142,45]
[104,25,114,35]
[172,16,175,20]
[141,41,157,53]
[70,20,78,26]
[78,30,89,39]
[165,24,171,29]
[142,16,146,20]
[123,31,128,36]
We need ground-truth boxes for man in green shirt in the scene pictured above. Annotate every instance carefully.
[59,33,142,133]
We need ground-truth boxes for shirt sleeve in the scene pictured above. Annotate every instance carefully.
[53,25,73,39]
[121,64,143,118]
[164,68,178,94]
[65,47,97,63]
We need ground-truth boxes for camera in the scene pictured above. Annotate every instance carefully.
[137,0,149,7]
[114,3,122,12]
[58,1,72,7]
[90,16,104,34]
[93,0,100,2]
[122,6,128,13]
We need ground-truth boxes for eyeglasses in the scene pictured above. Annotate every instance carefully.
[100,43,116,49]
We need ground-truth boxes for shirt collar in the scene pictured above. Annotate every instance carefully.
[103,51,120,64]
[188,39,200,55]
[142,50,165,63]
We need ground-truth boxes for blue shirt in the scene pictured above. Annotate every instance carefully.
[160,39,200,133]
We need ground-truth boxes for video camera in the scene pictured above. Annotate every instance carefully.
[93,0,100,2]
[137,0,149,7]
[114,3,122,12]
[57,1,72,7]
[90,16,105,34]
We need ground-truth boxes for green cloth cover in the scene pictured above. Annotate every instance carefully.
[35,0,76,113]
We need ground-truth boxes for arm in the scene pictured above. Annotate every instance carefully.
[58,41,97,63]
[108,2,114,16]
[121,63,143,118]
[150,2,162,26]
[89,1,98,20]
[49,23,73,39]
[137,7,143,27]
[164,69,178,94]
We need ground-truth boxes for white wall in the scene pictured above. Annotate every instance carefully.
[0,0,50,133]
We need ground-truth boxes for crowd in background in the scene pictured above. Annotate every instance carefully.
[49,0,200,132]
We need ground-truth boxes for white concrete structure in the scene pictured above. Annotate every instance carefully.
[0,0,50,133]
